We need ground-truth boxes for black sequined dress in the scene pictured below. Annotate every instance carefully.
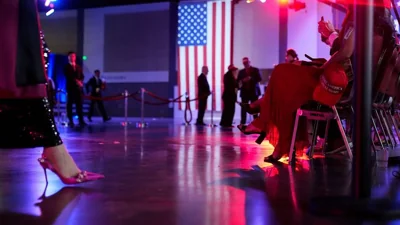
[0,0,63,148]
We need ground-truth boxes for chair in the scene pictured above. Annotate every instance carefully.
[371,47,400,151]
[371,27,400,151]
[288,90,354,165]
[288,23,398,165]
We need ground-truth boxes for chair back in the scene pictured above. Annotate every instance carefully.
[396,74,400,100]
[384,53,400,97]
[377,47,399,96]
[372,23,398,102]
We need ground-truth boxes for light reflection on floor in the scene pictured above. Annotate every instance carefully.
[0,120,400,225]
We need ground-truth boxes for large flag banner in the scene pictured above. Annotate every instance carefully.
[177,0,233,111]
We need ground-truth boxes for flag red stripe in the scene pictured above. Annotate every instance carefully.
[194,46,199,109]
[177,48,181,110]
[211,2,217,111]
[185,47,190,101]
[177,1,232,112]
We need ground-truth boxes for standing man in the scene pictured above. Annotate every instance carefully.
[237,57,262,125]
[85,70,111,122]
[64,51,86,127]
[220,65,238,128]
[196,66,211,126]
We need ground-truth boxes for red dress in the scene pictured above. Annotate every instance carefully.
[251,64,323,158]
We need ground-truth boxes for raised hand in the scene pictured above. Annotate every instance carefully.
[318,19,336,39]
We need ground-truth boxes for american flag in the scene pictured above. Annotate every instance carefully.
[177,0,233,111]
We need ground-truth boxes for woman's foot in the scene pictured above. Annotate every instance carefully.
[40,144,104,184]
[42,144,81,178]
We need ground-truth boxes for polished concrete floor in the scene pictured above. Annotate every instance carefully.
[1,118,400,225]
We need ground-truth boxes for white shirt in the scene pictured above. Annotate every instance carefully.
[328,32,339,47]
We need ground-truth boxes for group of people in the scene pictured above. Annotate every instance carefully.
[195,51,300,128]
[0,0,395,186]
[194,57,264,127]
[62,52,111,127]
[237,0,395,163]
[196,0,395,164]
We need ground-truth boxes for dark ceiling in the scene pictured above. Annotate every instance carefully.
[37,0,177,12]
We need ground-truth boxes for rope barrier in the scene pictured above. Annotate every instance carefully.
[136,90,210,124]
[54,88,212,126]
[83,94,126,101]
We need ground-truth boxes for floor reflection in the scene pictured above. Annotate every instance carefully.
[0,186,95,225]
[1,121,400,224]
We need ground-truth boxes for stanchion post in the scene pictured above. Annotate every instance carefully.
[141,88,145,125]
[136,88,148,128]
[182,92,190,126]
[57,90,68,127]
[209,90,217,127]
[121,89,130,127]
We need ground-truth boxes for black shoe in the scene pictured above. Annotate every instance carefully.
[195,122,206,126]
[88,117,92,122]
[79,122,87,127]
[68,122,75,128]
[103,117,111,122]
[220,124,234,128]
[237,124,261,135]
[239,103,260,115]
[264,155,279,163]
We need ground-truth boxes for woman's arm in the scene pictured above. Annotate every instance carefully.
[322,23,355,69]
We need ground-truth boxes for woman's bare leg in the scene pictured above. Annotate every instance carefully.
[42,144,81,178]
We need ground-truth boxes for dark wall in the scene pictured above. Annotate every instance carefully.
[103,11,170,72]
[40,17,77,54]
[42,3,178,118]
[82,3,177,118]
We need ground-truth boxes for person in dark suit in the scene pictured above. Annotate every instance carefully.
[220,65,238,128]
[85,70,111,122]
[237,57,262,125]
[196,66,211,125]
[64,51,86,127]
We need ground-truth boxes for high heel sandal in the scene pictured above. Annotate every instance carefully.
[237,124,266,145]
[38,156,104,185]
